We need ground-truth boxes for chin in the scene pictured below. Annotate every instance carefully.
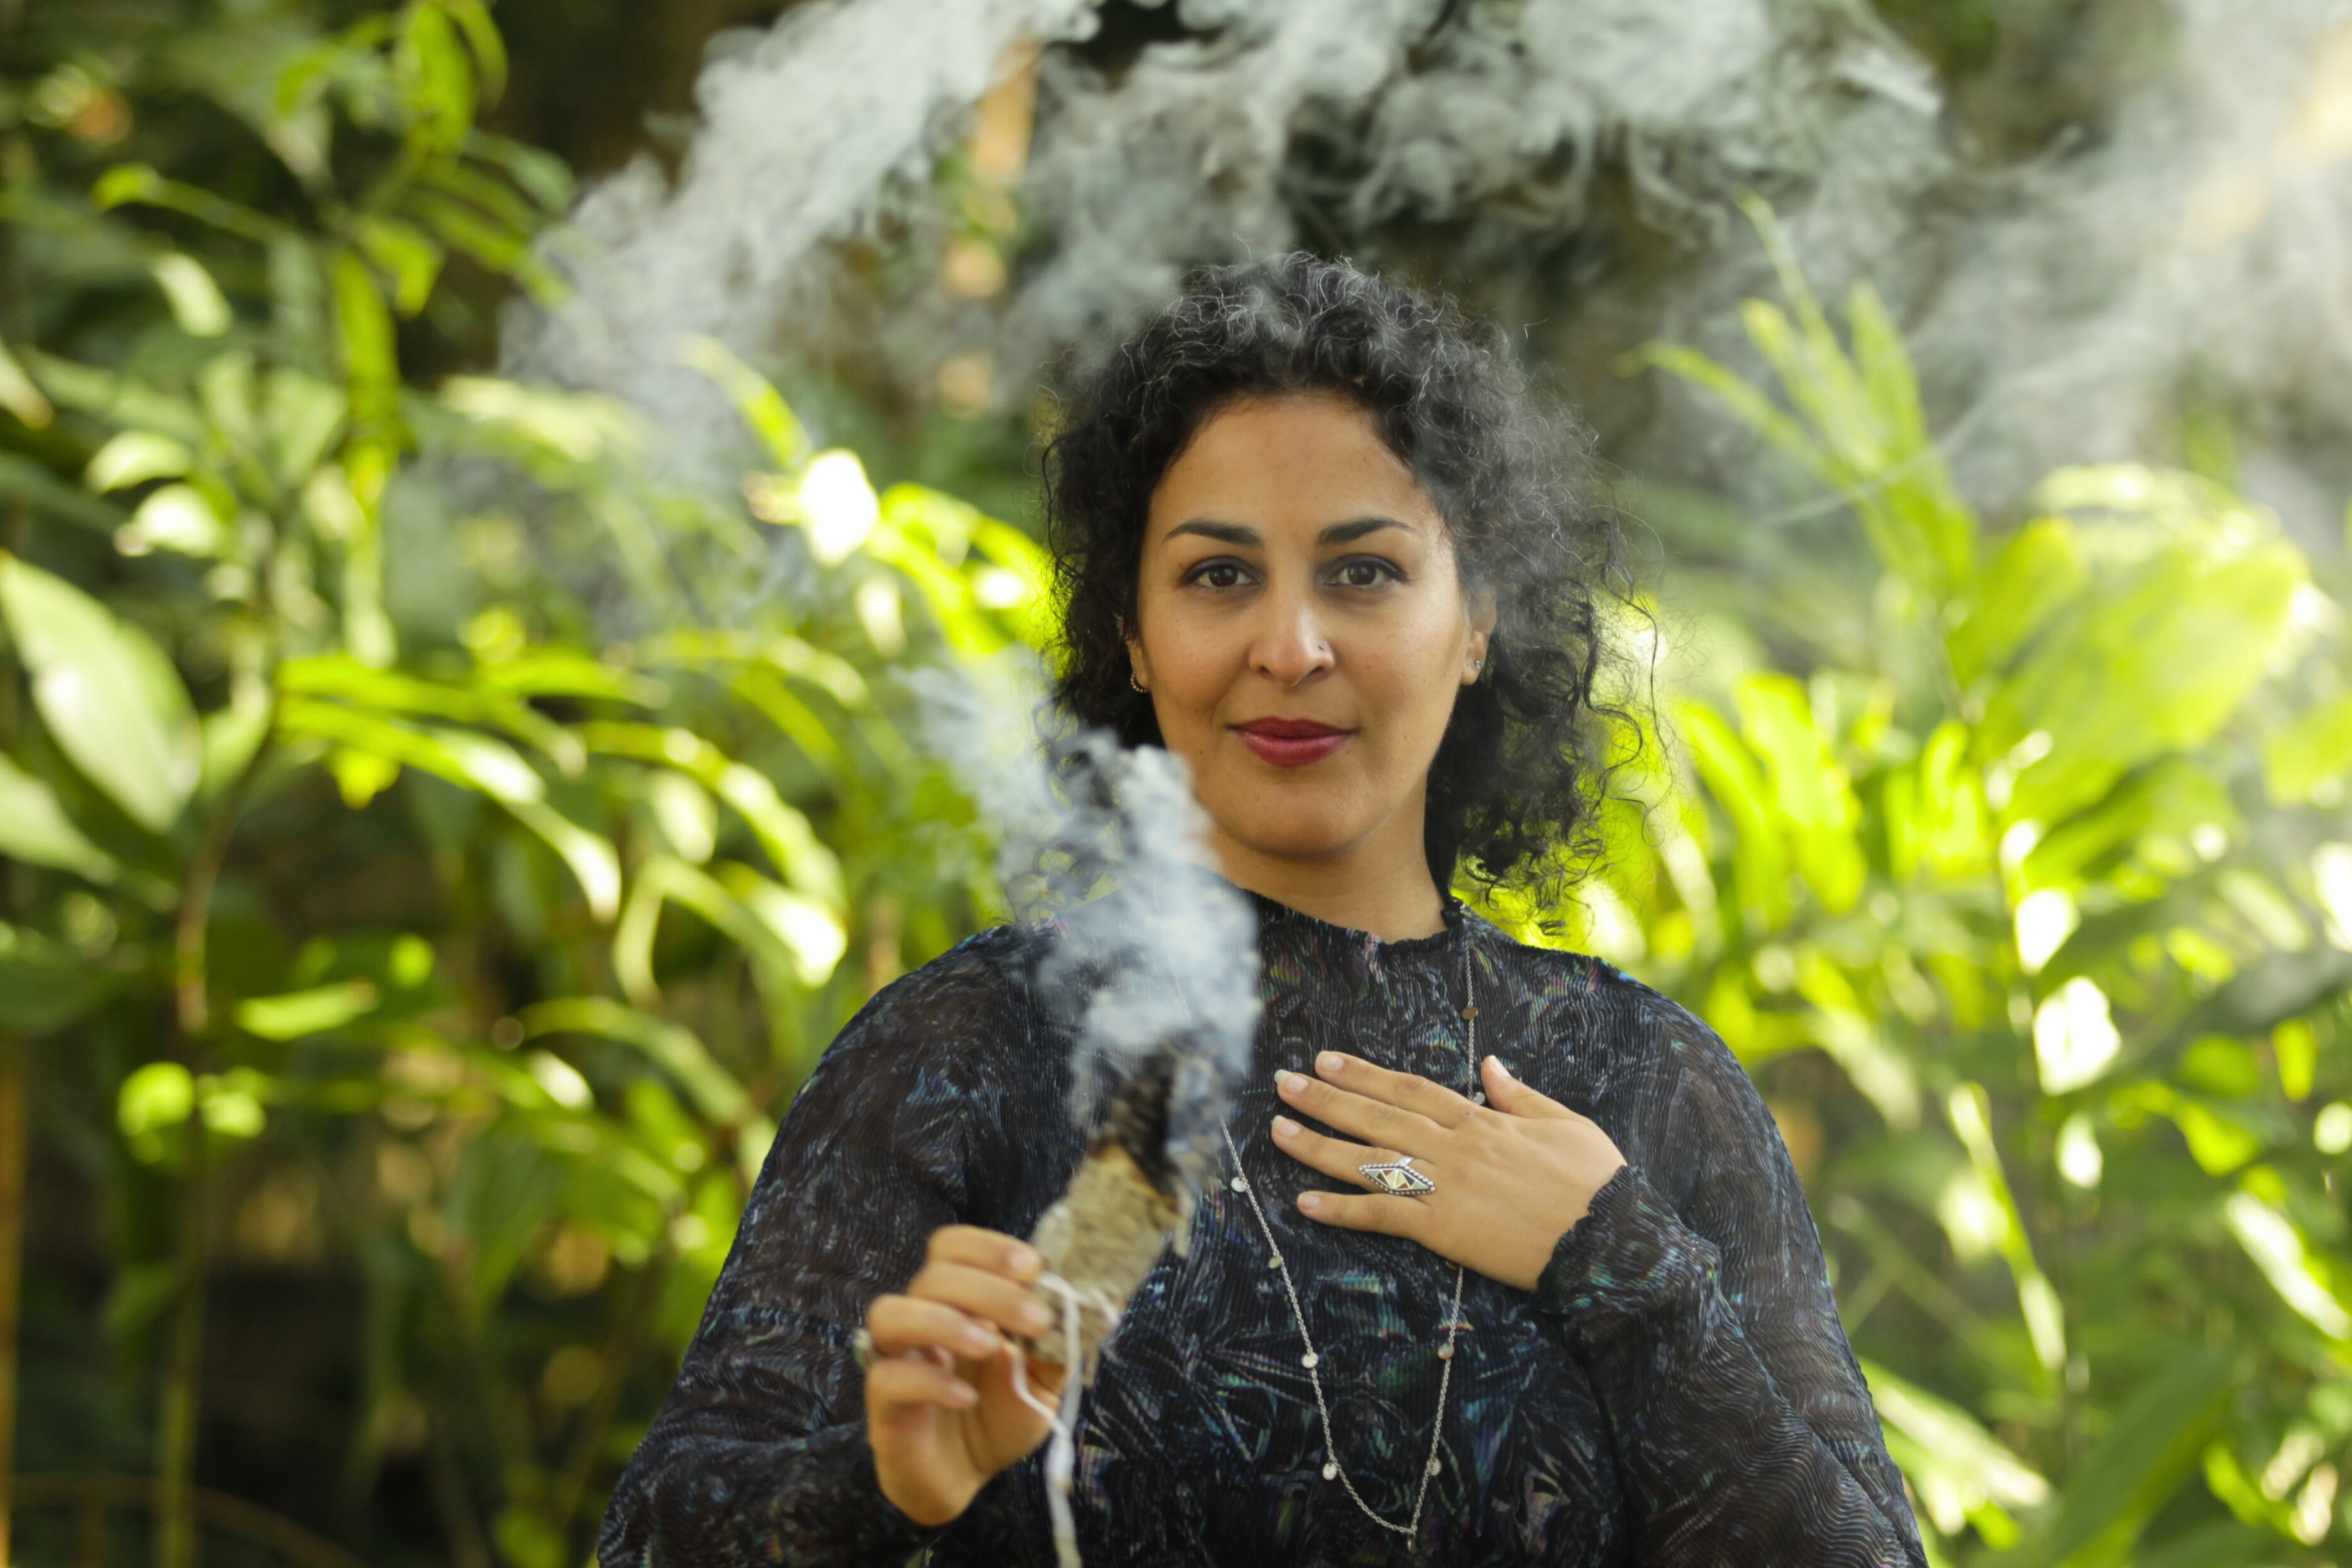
[1213,803,1376,864]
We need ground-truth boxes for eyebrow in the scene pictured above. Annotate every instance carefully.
[1164,517,1414,547]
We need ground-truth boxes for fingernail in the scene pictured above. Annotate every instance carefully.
[1488,1055,1514,1080]
[1297,1192,1323,1212]
[946,1380,977,1407]
[1272,1116,1300,1137]
[1008,1243,1041,1277]
[1020,1302,1053,1333]
[1276,1070,1302,1094]
[965,1325,997,1355]
[1318,1051,1345,1075]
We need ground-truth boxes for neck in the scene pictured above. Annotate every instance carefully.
[1208,807,1447,942]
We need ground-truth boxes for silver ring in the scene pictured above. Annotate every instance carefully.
[852,1326,877,1369]
[1359,1153,1436,1198]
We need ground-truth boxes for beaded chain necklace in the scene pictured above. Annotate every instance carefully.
[1217,924,1482,1539]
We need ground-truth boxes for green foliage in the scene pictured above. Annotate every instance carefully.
[1507,203,2352,1561]
[0,4,1049,1560]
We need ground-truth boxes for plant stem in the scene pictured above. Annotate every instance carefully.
[151,1101,208,1568]
[153,734,274,1568]
[0,38,28,1557]
[0,1034,23,1568]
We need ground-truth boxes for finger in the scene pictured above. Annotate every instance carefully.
[1293,1188,1422,1238]
[983,1339,1070,1404]
[1481,1055,1576,1121]
[864,1354,978,1420]
[1277,1065,1442,1151]
[926,1225,1044,1282]
[1268,1114,1401,1189]
[867,1294,1005,1362]
[1312,1050,1478,1128]
[908,1260,1057,1340]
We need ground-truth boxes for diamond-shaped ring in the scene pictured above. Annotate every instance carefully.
[1358,1153,1436,1198]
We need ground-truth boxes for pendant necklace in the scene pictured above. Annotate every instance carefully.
[1219,922,1481,1540]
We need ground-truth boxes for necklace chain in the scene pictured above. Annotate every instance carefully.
[1219,923,1478,1540]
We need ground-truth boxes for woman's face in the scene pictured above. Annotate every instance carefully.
[1127,391,1493,879]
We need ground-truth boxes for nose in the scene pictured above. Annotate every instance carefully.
[1248,578,1333,689]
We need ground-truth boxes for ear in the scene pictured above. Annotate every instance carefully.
[1462,591,1497,683]
[1123,622,1152,694]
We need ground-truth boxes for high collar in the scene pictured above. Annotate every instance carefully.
[1240,885,1483,967]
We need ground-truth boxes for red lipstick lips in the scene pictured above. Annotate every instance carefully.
[1235,717,1350,767]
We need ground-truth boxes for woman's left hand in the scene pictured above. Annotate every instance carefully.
[1273,1050,1626,1291]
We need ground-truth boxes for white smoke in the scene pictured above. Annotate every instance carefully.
[914,654,1261,1199]
[500,0,1101,472]
[1908,0,2352,535]
[507,0,2352,547]
[503,0,1948,478]
[1005,0,1943,379]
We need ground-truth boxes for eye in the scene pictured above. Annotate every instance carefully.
[1329,557,1401,590]
[1184,559,1253,591]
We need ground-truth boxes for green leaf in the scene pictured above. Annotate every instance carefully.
[520,997,753,1127]
[1949,517,2086,687]
[331,249,399,436]
[397,2,476,151]
[235,978,380,1040]
[0,552,200,832]
[94,164,278,245]
[0,333,54,427]
[447,1135,566,1308]
[1994,539,2303,825]
[441,0,508,104]
[716,863,848,987]
[1675,699,1791,929]
[84,430,195,493]
[2263,692,2352,805]
[468,132,573,214]
[149,253,232,338]
[0,453,121,532]
[1864,1358,2049,1539]
[279,700,538,802]
[353,214,444,317]
[2000,1347,2235,1568]
[0,923,116,1033]
[2223,1192,2352,1338]
[121,485,235,560]
[1735,674,1865,912]
[117,1060,194,1137]
[15,349,206,443]
[259,367,348,487]
[678,336,807,472]
[2131,1522,2277,1568]
[436,375,642,465]
[0,752,117,881]
[506,799,620,922]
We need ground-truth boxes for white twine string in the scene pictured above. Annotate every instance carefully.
[1005,1270,1096,1568]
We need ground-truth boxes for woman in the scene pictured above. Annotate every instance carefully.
[599,255,1926,1565]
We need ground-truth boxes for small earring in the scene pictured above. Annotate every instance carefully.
[1129,670,1148,694]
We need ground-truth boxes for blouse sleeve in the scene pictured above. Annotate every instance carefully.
[1530,1003,1927,1567]
[596,935,1055,1568]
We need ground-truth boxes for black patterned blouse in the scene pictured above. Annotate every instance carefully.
[599,895,1927,1566]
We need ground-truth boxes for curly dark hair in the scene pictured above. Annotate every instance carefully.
[1044,252,1634,903]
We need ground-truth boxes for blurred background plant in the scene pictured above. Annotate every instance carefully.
[0,3,2347,1568]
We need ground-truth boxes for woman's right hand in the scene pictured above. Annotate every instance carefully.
[863,1225,1069,1528]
